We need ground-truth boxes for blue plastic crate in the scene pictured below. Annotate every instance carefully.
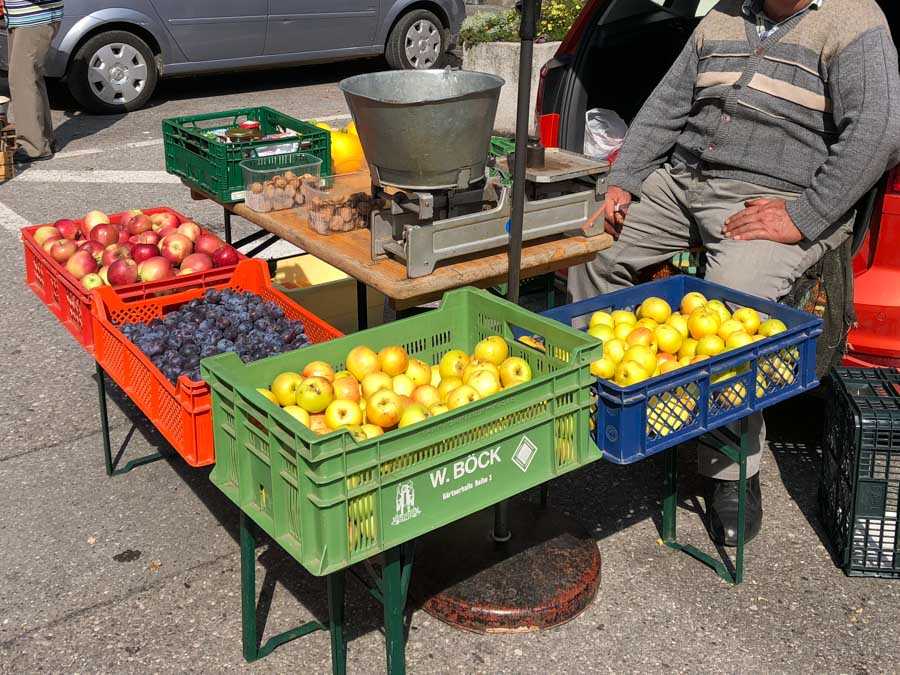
[543,277,823,464]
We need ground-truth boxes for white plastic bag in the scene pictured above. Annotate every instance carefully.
[583,108,628,160]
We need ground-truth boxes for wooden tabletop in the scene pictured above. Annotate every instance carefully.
[227,202,612,307]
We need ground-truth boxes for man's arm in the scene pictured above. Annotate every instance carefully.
[607,33,700,197]
[785,26,900,241]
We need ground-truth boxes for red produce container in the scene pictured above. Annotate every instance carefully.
[91,259,342,467]
[21,207,244,353]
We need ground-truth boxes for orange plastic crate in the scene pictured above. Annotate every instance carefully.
[92,259,342,467]
[21,207,245,353]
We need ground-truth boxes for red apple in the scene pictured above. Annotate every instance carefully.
[54,219,80,240]
[157,225,177,239]
[78,240,105,262]
[212,244,239,268]
[33,225,61,246]
[101,244,132,268]
[117,228,131,244]
[90,223,120,247]
[150,212,179,232]
[176,221,201,242]
[131,243,159,264]
[138,256,174,282]
[50,239,78,263]
[83,210,110,232]
[179,252,213,275]
[160,233,193,264]
[65,250,98,279]
[130,230,160,246]
[125,213,153,235]
[107,258,139,286]
[195,233,224,256]
[42,236,62,253]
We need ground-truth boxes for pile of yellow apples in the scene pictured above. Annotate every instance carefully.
[256,335,534,438]
[588,291,788,387]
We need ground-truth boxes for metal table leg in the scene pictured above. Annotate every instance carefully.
[95,362,164,476]
[224,207,232,244]
[240,513,344,670]
[661,418,749,584]
[382,543,414,675]
[357,281,368,331]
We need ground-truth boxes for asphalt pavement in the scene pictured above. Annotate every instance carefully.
[1,62,899,674]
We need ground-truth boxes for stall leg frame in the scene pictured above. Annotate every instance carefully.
[662,418,748,584]
[95,362,165,476]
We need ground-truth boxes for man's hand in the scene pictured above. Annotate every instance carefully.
[585,186,632,239]
[723,198,803,244]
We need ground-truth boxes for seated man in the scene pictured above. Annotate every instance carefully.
[570,0,900,545]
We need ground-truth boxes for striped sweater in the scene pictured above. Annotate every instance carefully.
[608,0,900,241]
[3,0,63,28]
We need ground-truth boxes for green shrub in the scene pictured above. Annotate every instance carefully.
[460,0,586,48]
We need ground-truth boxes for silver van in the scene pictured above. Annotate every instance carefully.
[0,0,465,114]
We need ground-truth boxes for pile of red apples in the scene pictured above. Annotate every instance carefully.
[31,209,240,290]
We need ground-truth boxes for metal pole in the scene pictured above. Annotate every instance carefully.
[495,0,542,543]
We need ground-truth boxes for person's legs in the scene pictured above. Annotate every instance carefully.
[568,164,695,302]
[8,23,57,158]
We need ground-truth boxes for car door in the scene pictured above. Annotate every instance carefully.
[265,0,379,55]
[151,0,268,61]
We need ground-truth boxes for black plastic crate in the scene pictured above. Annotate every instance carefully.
[820,368,900,578]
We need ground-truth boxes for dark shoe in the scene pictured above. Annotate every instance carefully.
[704,474,763,547]
[14,149,54,163]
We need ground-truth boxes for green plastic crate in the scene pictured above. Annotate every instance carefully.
[163,107,331,203]
[203,287,602,576]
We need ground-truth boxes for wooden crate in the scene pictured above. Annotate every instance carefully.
[1,124,16,182]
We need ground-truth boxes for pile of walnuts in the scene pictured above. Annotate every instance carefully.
[246,170,317,213]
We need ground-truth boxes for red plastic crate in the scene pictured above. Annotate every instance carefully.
[91,259,342,467]
[21,207,245,353]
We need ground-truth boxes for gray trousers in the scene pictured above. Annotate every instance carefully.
[569,163,852,480]
[8,22,58,158]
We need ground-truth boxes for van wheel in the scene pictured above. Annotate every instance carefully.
[68,30,158,114]
[385,9,447,70]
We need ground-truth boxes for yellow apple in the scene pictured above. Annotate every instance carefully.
[439,349,470,380]
[614,360,650,387]
[588,323,615,342]
[654,324,683,355]
[690,355,710,364]
[626,326,654,348]
[333,370,354,382]
[638,296,672,324]
[405,358,431,387]
[324,399,364,429]
[463,359,499,384]
[696,335,726,356]
[398,403,429,428]
[296,377,334,413]
[758,318,788,337]
[468,369,501,398]
[678,356,693,367]
[623,345,657,375]
[706,299,732,324]
[677,337,698,361]
[302,360,335,382]
[590,357,616,379]
[498,356,532,388]
[361,372,393,399]
[392,374,415,397]
[438,376,463,401]
[429,403,449,416]
[732,307,761,335]
[360,423,384,438]
[333,376,361,403]
[717,319,746,341]
[270,371,304,407]
[589,311,615,330]
[256,388,279,405]
[344,425,368,442]
[680,291,708,315]
[658,360,681,375]
[711,369,737,384]
[614,322,634,341]
[430,365,442,387]
[688,307,720,339]
[366,389,402,429]
[346,345,379,381]
[397,395,415,411]
[666,313,689,339]
[473,335,509,366]
[518,335,546,352]
[725,331,754,350]
[309,414,329,435]
[446,384,481,410]
[752,334,766,342]
[378,345,410,377]
[282,405,311,427]
[412,385,442,409]
[603,338,627,364]
[611,309,637,326]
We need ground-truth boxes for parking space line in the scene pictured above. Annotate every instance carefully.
[0,199,30,234]
[13,170,181,184]
[55,138,166,160]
